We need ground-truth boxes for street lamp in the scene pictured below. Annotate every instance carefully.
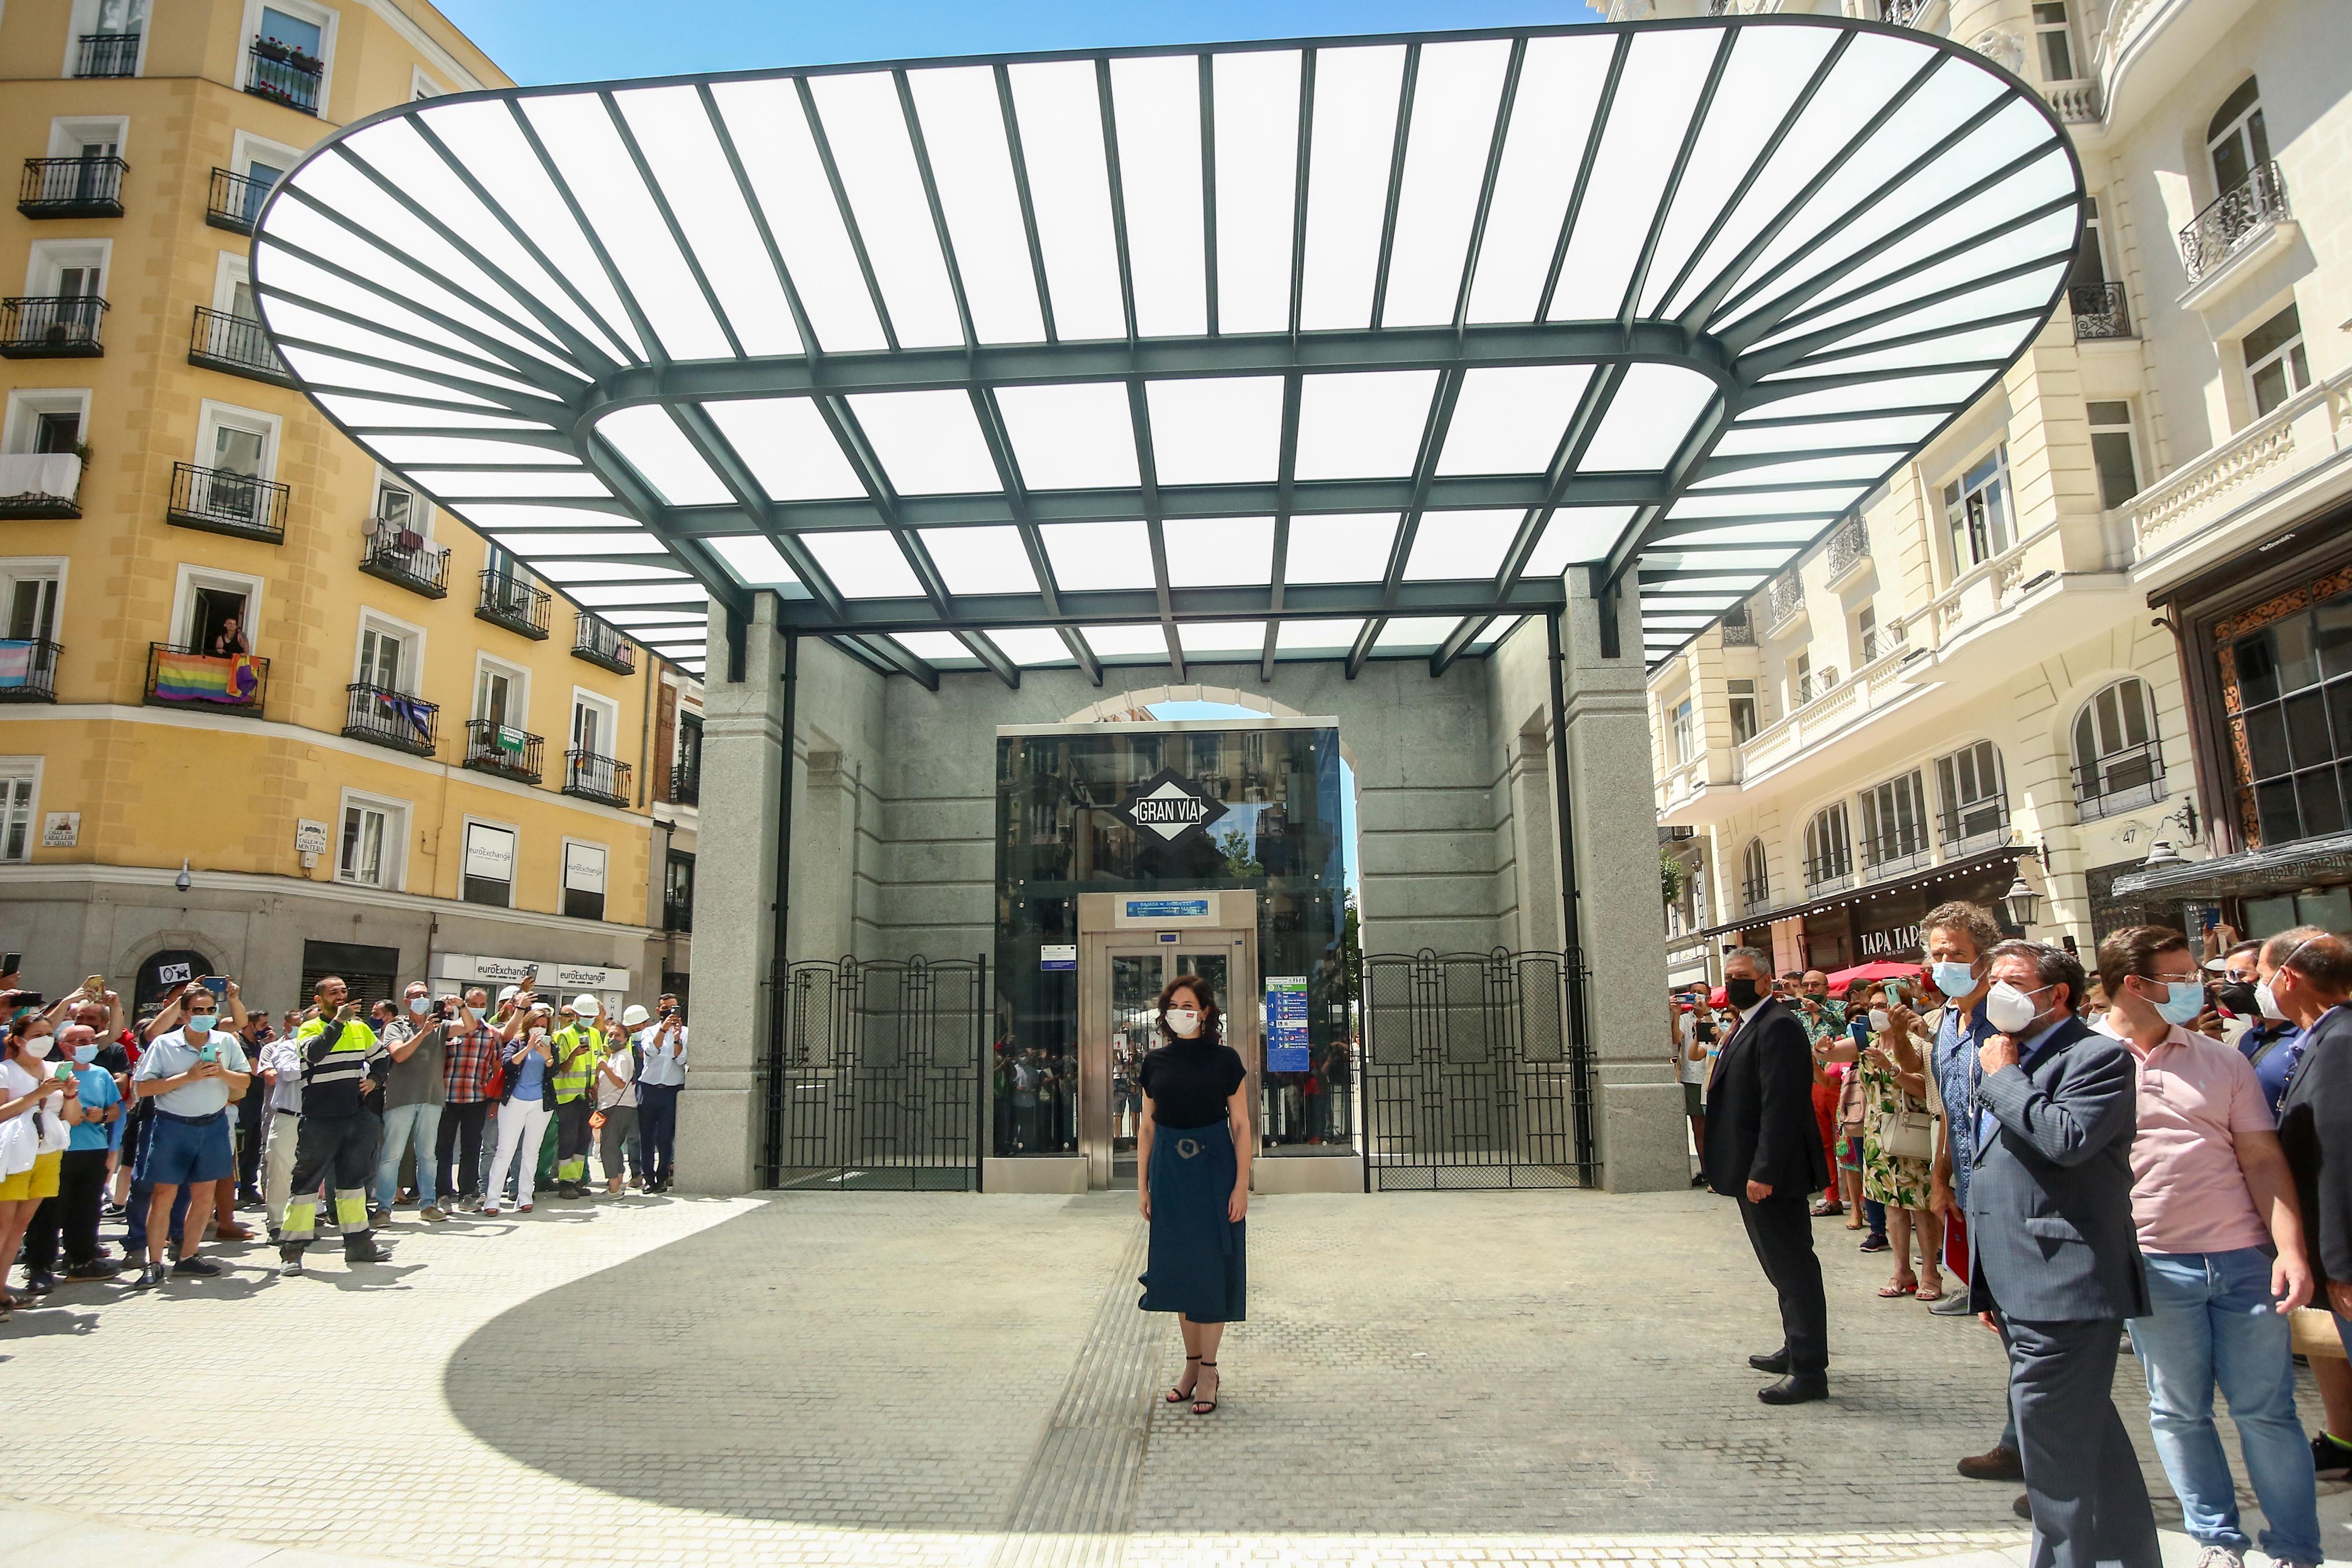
[2004,874,2041,928]
[2141,799,2202,868]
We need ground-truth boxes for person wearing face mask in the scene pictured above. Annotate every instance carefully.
[2265,929,2352,1464]
[2089,925,2320,1568]
[0,1013,76,1310]
[22,1024,121,1289]
[1967,939,2158,1568]
[275,976,390,1276]
[128,986,253,1290]
[437,987,499,1210]
[2213,940,2300,1114]
[371,982,452,1224]
[1700,946,1832,1405]
[1136,974,1251,1417]
[257,1011,306,1241]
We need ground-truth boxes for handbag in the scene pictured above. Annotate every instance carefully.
[1876,1102,1935,1162]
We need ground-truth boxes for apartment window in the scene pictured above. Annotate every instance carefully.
[2086,401,2141,507]
[2,563,62,643]
[474,660,523,728]
[35,412,82,454]
[2072,677,2164,817]
[1790,651,1811,710]
[1669,697,1694,766]
[1943,447,2012,571]
[664,849,695,931]
[2243,305,2310,419]
[356,618,415,692]
[375,477,424,534]
[337,799,395,887]
[1727,679,1758,744]
[462,822,515,908]
[2070,196,2108,292]
[0,762,37,862]
[572,693,617,758]
[1936,740,2010,844]
[1855,605,1878,665]
[1803,803,1853,888]
[2032,2,2076,80]
[2207,77,2269,197]
[1741,837,1769,908]
[562,841,608,922]
[67,0,147,77]
[2227,583,2352,847]
[1859,770,1930,871]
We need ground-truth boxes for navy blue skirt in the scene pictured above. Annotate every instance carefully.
[1138,1118,1247,1324]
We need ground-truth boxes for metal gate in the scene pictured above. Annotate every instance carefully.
[761,955,987,1191]
[1360,948,1595,1190]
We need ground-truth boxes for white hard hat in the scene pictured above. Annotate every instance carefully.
[572,993,602,1016]
[497,985,520,1003]
[621,1004,651,1026]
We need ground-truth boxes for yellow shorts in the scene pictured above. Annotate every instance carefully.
[0,1149,59,1202]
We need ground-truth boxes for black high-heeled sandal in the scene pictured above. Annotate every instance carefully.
[1165,1355,1200,1404]
[1191,1362,1219,1415]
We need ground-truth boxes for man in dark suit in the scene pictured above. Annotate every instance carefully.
[2268,929,2352,1347]
[1703,946,1831,1404]
[1967,940,2157,1568]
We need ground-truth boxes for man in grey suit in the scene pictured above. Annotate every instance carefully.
[1967,939,2157,1568]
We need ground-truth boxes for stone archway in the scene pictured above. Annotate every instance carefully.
[1059,682,1361,774]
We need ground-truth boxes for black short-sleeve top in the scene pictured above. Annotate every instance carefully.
[1139,1038,1247,1131]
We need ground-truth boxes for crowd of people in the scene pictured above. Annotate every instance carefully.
[1684,903,2352,1568]
[0,965,688,1311]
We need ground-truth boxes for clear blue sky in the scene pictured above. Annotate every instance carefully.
[437,1,1597,86]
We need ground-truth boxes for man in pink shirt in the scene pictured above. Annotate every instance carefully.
[2095,925,2318,1568]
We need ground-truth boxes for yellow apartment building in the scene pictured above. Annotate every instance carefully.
[0,0,701,1013]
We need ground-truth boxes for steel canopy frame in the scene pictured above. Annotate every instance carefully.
[249,16,2085,682]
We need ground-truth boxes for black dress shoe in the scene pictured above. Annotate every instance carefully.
[1757,1374,1829,1405]
[2013,1494,2032,1521]
[1749,1349,1791,1374]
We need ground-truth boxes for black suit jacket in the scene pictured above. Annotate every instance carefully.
[2277,1004,2352,1288]
[1701,996,1829,1198]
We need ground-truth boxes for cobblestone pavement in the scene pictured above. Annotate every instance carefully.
[2,1187,2345,1567]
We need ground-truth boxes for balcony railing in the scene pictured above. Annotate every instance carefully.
[0,639,62,703]
[669,756,700,806]
[1765,574,1805,632]
[1802,856,1853,895]
[246,42,324,116]
[1861,835,1934,881]
[2180,162,2290,283]
[563,748,633,807]
[1719,606,1756,648]
[205,167,275,235]
[663,889,693,934]
[188,306,291,385]
[2075,740,2165,821]
[167,462,287,543]
[75,32,141,77]
[343,683,438,756]
[1940,801,2012,858]
[1825,514,1869,580]
[463,719,543,783]
[1878,0,1932,22]
[1,296,107,357]
[1740,878,1770,915]
[360,530,450,597]
[146,643,266,714]
[0,453,83,520]
[2070,282,2132,341]
[19,157,128,219]
[571,613,635,674]
[476,571,551,639]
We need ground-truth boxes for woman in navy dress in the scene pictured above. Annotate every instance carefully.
[1136,973,1249,1415]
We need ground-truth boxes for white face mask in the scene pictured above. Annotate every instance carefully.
[23,1034,53,1060]
[2255,978,2287,1021]
[1984,981,2046,1035]
[1867,1008,1890,1033]
[1164,1008,1202,1039]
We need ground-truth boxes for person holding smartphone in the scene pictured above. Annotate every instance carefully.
[126,986,250,1289]
[483,1004,557,1216]
[274,976,389,1277]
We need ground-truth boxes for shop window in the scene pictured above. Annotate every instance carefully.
[1859,771,1930,874]
[1936,740,2010,846]
[1727,679,1758,743]
[563,841,608,922]
[298,940,397,1010]
[1943,447,2012,571]
[2244,888,2352,942]
[462,821,515,908]
[2243,304,2310,419]
[2225,584,2352,848]
[2071,677,2164,819]
[2087,401,2140,507]
[1803,802,1853,889]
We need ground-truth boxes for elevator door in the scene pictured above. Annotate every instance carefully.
[1080,929,1257,1189]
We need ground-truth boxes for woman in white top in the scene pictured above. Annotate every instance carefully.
[0,1013,75,1311]
[594,1017,638,1195]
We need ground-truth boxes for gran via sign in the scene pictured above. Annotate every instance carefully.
[1117,768,1227,845]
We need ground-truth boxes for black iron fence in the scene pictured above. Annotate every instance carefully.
[247,43,324,115]
[19,156,128,217]
[206,166,273,233]
[189,306,289,380]
[571,613,635,673]
[145,643,267,713]
[762,955,988,1191]
[360,531,451,596]
[2180,161,2289,282]
[463,719,542,782]
[166,461,287,542]
[75,32,141,77]
[0,639,62,702]
[670,751,700,805]
[562,748,632,806]
[476,571,550,638]
[1,296,107,356]
[1359,948,1594,1191]
[343,682,438,756]
[2070,281,2131,340]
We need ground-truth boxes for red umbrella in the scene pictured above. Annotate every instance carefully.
[1824,959,1925,997]
[1707,986,1728,1007]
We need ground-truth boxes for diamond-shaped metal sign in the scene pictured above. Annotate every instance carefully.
[1116,769,1228,845]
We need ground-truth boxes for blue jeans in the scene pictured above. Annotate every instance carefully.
[2126,1248,2320,1565]
[373,1101,442,1210]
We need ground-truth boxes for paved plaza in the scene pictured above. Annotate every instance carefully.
[4,1187,2347,1567]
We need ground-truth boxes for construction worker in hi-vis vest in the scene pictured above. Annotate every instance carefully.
[277,975,391,1276]
[547,995,603,1198]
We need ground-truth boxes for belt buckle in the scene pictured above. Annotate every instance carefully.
[1175,1136,1201,1160]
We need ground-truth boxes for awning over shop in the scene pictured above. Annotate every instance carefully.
[2111,829,2352,902]
[249,18,2081,681]
[1690,841,2028,943]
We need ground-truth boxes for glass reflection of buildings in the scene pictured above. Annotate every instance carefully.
[993,723,1353,1158]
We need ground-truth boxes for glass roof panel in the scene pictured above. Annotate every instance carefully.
[706,79,888,351]
[614,85,805,357]
[1008,60,1128,340]
[803,531,926,597]
[1285,513,1398,583]
[367,435,573,467]
[454,504,637,532]
[1211,49,1300,335]
[1277,618,1365,650]
[702,397,868,500]
[890,631,973,661]
[1298,45,1407,331]
[709,536,801,586]
[1744,369,1991,421]
[1374,616,1462,649]
[319,395,549,432]
[1693,453,1899,489]
[593,405,734,505]
[277,347,499,406]
[1111,54,1209,338]
[1773,321,2039,380]
[1437,365,1591,475]
[806,71,966,349]
[1293,370,1437,481]
[486,530,668,555]
[572,583,710,606]
[1043,521,1156,590]
[844,390,1003,494]
[919,526,1037,595]
[1714,413,1944,453]
[1546,29,1719,321]
[1080,623,1171,658]
[535,560,690,583]
[406,469,611,498]
[260,286,531,392]
[1665,486,1862,520]
[1525,505,1638,576]
[1178,620,1267,654]
[1579,364,1717,471]
[1650,520,1835,547]
[906,66,1047,345]
[1465,33,1612,323]
[994,382,1139,489]
[1164,517,1274,586]
[986,627,1077,665]
[1145,376,1283,485]
[1404,511,1517,580]
[1380,38,1513,328]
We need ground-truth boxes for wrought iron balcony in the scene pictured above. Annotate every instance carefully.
[2070,282,2132,341]
[1765,573,1805,631]
[571,613,635,674]
[1825,514,1869,580]
[669,754,700,806]
[1877,0,1932,23]
[1719,606,1756,648]
[463,719,543,783]
[343,682,438,756]
[246,42,324,116]
[0,639,61,703]
[1861,832,1933,881]
[475,571,551,639]
[206,167,275,234]
[189,306,292,385]
[1940,800,2012,857]
[0,453,83,520]
[1,296,107,357]
[2075,740,2165,820]
[563,748,633,807]
[19,156,128,219]
[2180,161,2290,283]
[360,529,451,598]
[167,462,287,543]
[663,888,694,934]
[1802,855,1853,894]
[75,32,141,77]
[1740,877,1770,914]
[145,643,266,714]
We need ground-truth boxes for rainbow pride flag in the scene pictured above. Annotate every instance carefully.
[154,650,259,704]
